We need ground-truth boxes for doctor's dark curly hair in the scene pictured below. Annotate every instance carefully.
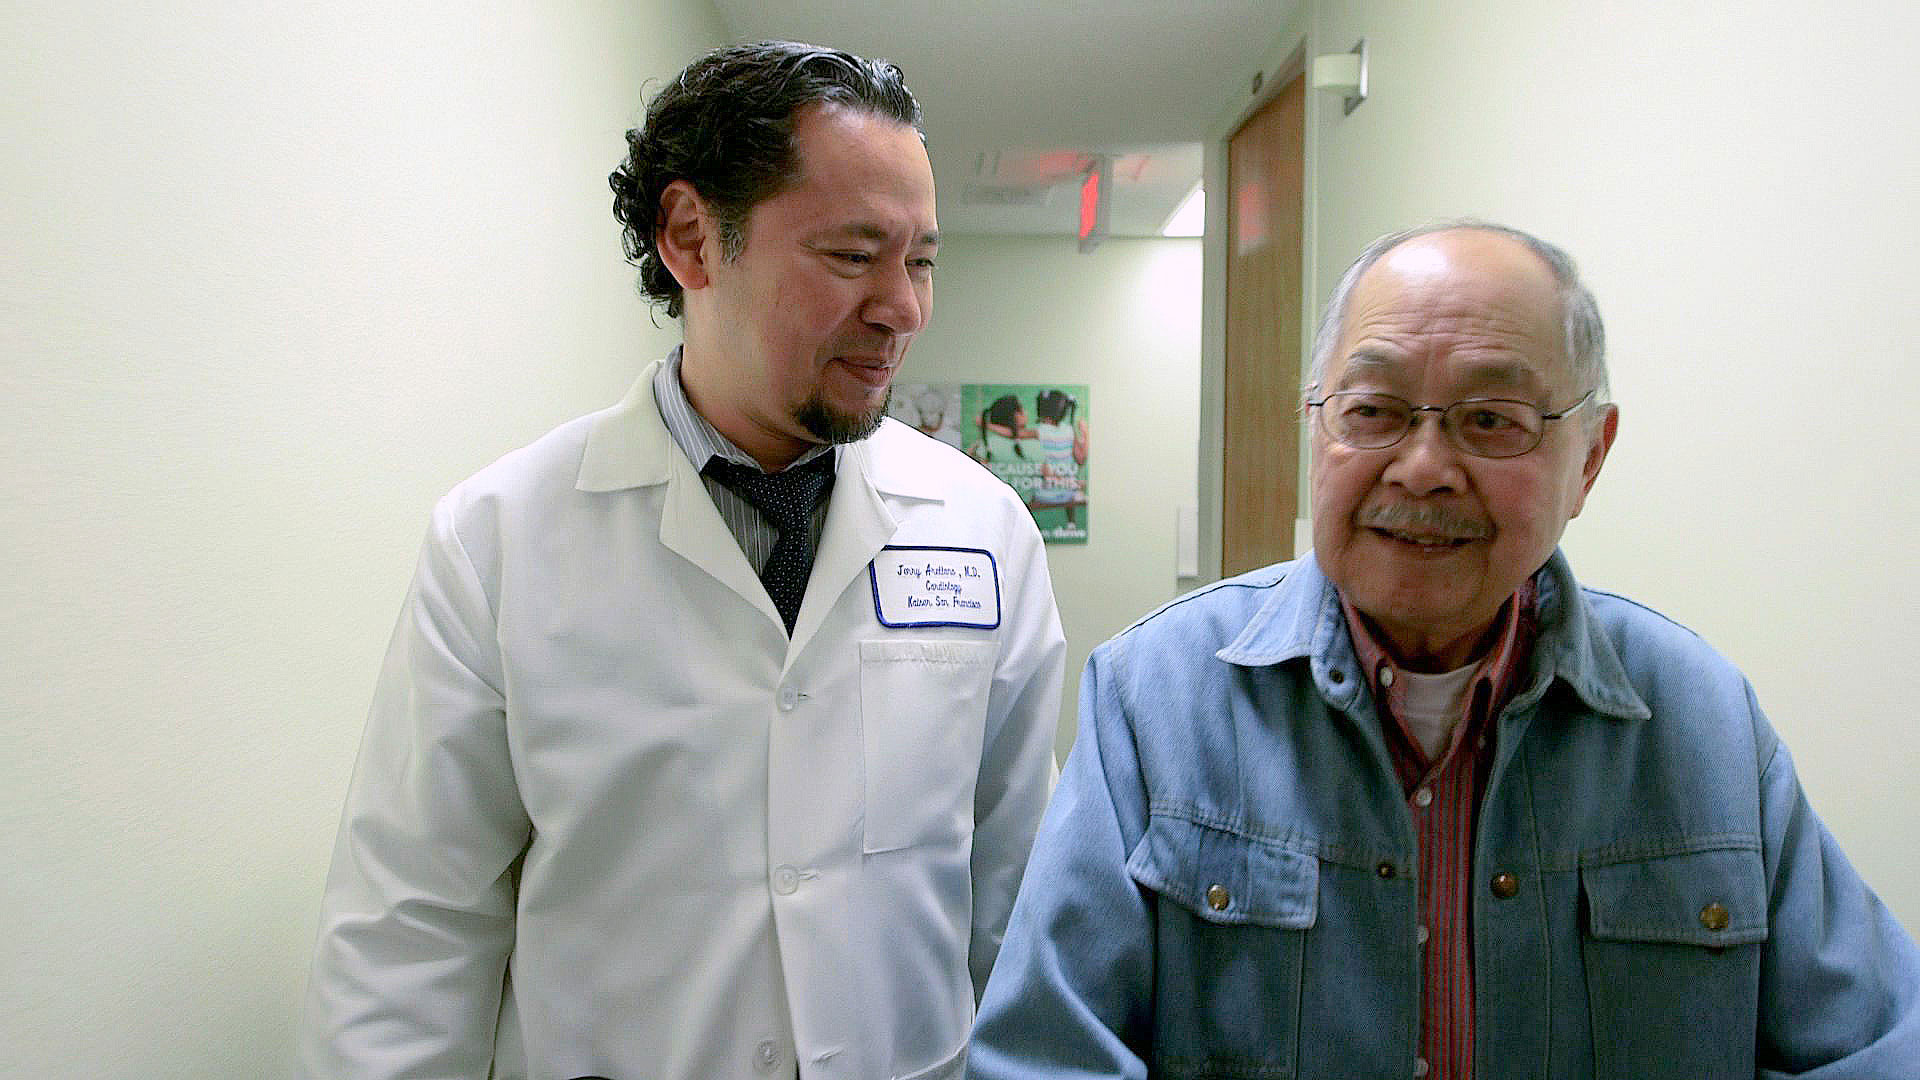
[609,40,924,318]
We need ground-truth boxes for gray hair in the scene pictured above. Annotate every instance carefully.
[1308,221,1609,409]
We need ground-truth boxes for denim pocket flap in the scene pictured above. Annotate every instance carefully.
[1580,844,1768,947]
[1126,813,1317,928]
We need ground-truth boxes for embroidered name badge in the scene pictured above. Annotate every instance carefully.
[869,545,1001,629]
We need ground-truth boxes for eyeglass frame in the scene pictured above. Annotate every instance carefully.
[1303,386,1598,459]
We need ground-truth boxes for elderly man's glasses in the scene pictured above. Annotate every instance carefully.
[1306,389,1595,459]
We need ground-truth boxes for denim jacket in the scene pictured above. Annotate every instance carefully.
[969,552,1920,1079]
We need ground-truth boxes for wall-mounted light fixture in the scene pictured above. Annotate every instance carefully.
[1310,38,1368,116]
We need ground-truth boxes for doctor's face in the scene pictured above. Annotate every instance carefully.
[689,104,937,467]
[1309,229,1616,668]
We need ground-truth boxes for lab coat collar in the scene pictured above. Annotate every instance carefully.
[787,425,963,664]
[577,359,954,663]
[577,359,951,502]
[576,361,675,493]
[852,423,952,503]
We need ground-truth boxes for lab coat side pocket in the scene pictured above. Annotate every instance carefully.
[859,638,997,855]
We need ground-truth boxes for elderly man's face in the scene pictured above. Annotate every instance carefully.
[1309,229,1617,668]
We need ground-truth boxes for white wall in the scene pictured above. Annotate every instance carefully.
[1275,0,1919,926]
[907,235,1203,758]
[3,2,725,1075]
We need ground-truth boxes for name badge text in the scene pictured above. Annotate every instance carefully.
[869,546,1001,629]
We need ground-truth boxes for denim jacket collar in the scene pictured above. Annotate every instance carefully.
[1214,550,1650,722]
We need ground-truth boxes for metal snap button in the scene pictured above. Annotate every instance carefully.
[1205,883,1230,911]
[1376,861,1397,879]
[1700,902,1730,931]
[1490,871,1520,899]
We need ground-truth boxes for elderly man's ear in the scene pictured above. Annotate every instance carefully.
[656,180,713,291]
[1573,404,1621,514]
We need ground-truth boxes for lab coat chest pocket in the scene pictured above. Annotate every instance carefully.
[1127,814,1315,1080]
[859,638,996,855]
[1579,844,1767,1079]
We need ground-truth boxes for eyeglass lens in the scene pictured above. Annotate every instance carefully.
[1319,392,1545,457]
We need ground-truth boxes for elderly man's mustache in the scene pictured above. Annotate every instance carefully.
[1357,502,1492,541]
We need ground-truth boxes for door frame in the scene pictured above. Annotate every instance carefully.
[1196,34,1317,584]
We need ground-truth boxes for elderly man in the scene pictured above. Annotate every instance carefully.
[297,41,1064,1080]
[968,223,1919,1078]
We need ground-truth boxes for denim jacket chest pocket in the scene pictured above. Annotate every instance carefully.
[1577,843,1768,1079]
[1126,813,1316,1080]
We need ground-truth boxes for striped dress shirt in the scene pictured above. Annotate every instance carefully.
[1341,583,1536,1080]
[651,347,838,575]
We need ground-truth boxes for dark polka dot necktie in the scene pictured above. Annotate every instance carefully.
[703,453,836,634]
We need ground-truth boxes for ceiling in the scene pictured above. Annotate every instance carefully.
[707,1,1297,238]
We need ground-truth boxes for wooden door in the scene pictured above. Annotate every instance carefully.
[1221,73,1305,577]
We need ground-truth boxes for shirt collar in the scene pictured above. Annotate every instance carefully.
[1340,582,1534,724]
[1215,550,1650,722]
[653,345,838,475]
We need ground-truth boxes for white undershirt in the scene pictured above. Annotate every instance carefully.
[1394,664,1479,761]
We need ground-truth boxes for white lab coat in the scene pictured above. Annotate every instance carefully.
[296,363,1065,1080]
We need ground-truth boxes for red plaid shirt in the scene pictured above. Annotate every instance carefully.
[1341,584,1536,1080]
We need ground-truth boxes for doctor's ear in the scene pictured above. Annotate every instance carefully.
[656,180,714,292]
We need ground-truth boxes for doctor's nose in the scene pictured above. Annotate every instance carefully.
[863,261,929,337]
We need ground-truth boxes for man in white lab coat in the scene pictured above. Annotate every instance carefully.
[296,41,1065,1080]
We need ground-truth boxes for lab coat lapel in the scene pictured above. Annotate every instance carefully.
[578,362,784,630]
[659,452,785,630]
[786,440,898,666]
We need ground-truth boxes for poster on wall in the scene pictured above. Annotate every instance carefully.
[886,383,965,451]
[891,382,1090,543]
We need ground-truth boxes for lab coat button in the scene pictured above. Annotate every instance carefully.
[777,686,800,711]
[772,864,800,895]
[754,1040,781,1072]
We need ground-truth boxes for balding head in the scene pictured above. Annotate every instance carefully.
[1311,222,1609,415]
